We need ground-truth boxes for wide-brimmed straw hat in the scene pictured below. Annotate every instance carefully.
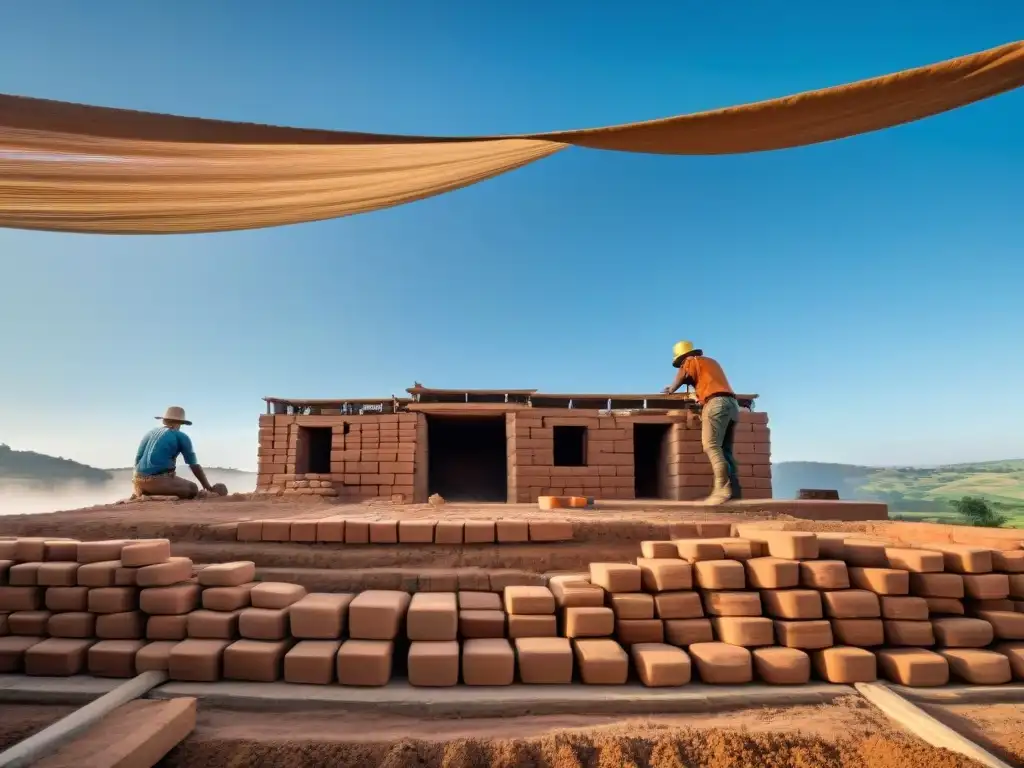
[156,406,192,426]
[672,340,703,368]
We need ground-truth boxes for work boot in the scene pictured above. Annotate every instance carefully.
[703,486,734,506]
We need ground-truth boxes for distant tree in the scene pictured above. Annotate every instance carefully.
[950,496,1007,528]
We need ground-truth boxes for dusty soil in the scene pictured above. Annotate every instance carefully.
[925,702,1024,766]
[0,704,76,750]
[155,697,987,768]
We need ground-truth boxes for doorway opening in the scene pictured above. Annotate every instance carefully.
[426,416,508,502]
[297,426,333,474]
[634,423,671,499]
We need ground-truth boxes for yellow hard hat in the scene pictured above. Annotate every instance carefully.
[672,340,702,368]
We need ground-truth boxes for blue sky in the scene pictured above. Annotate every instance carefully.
[0,2,1021,471]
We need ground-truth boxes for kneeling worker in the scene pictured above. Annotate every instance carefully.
[133,406,220,499]
[662,341,741,504]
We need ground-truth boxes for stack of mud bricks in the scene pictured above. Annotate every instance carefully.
[665,411,771,501]
[255,412,421,502]
[236,516,572,548]
[506,409,772,504]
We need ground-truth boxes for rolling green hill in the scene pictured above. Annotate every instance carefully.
[0,444,112,485]
[772,459,1024,525]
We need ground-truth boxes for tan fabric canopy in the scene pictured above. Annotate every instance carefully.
[1,39,1021,235]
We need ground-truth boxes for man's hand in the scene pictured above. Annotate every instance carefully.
[662,386,673,395]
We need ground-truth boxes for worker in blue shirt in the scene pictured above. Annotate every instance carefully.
[133,406,221,499]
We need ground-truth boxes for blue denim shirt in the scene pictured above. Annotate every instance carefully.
[134,427,198,476]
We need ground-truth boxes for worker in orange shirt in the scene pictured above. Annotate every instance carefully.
[662,340,740,504]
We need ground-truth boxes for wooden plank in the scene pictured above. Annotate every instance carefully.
[405,386,538,396]
[407,402,531,412]
[263,396,412,406]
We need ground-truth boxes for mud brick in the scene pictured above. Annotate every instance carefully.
[44,541,79,562]
[397,520,435,543]
[880,596,929,621]
[1012,575,1024,599]
[564,606,614,638]
[11,538,46,562]
[712,616,773,647]
[140,583,200,615]
[753,532,818,560]
[615,618,664,645]
[289,593,354,639]
[496,520,530,543]
[366,521,397,544]
[458,591,502,611]
[251,582,307,610]
[925,598,965,616]
[933,545,993,574]
[848,567,910,596]
[197,562,256,588]
[349,590,411,640]
[993,551,1024,573]
[460,610,506,638]
[703,591,761,617]
[822,590,880,619]
[463,638,514,686]
[637,559,692,592]
[885,548,944,573]
[715,538,767,561]
[529,520,573,542]
[88,639,146,678]
[235,521,263,542]
[0,586,40,612]
[674,540,725,562]
[147,615,188,641]
[0,560,11,585]
[187,609,241,639]
[689,642,752,684]
[504,586,555,615]
[587,563,639,594]
[115,568,138,586]
[168,638,230,682]
[260,520,292,542]
[608,593,654,620]
[25,638,94,676]
[121,540,171,568]
[76,540,127,564]
[337,639,393,686]
[883,619,935,647]
[932,617,994,648]
[407,640,460,687]
[457,520,493,544]
[433,521,464,545]
[828,618,883,647]
[663,618,715,647]
[36,562,79,587]
[48,612,95,638]
[775,619,834,649]
[97,611,146,640]
[975,610,1024,640]
[629,643,690,687]
[971,598,1017,615]
[813,646,877,683]
[340,520,368,544]
[762,590,823,620]
[668,523,699,539]
[316,517,346,543]
[0,636,42,672]
[9,563,41,586]
[223,638,291,682]
[0,542,14,561]
[873,647,950,687]
[570,638,626,685]
[137,557,193,588]
[962,573,1010,600]
[135,640,178,673]
[995,642,1024,679]
[515,637,573,684]
[287,520,317,543]
[694,561,745,591]
[203,583,256,612]
[692,522,730,538]
[10,611,51,635]
[753,646,811,684]
[911,573,964,599]
[238,607,289,641]
[650,592,700,621]
[799,561,850,590]
[89,587,137,614]
[407,592,458,641]
[283,640,339,684]
[641,541,679,559]
[504,612,554,637]
[810,534,845,561]
[843,539,889,568]
[45,587,88,612]
[744,557,799,589]
[0,613,6,634]
[940,648,1011,684]
[77,560,120,587]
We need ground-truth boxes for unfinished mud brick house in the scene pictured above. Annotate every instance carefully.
[256,386,771,503]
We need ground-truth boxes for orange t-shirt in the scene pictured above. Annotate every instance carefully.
[680,355,734,405]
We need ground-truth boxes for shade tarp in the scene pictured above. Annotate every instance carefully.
[1,40,1021,235]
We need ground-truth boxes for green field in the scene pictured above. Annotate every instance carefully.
[773,459,1024,527]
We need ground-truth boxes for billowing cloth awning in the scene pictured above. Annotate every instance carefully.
[1,40,1021,235]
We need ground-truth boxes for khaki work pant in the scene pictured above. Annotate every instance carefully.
[133,471,199,500]
[701,396,741,499]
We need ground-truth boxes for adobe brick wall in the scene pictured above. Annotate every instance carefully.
[256,407,772,504]
[255,413,424,502]
[507,409,772,504]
